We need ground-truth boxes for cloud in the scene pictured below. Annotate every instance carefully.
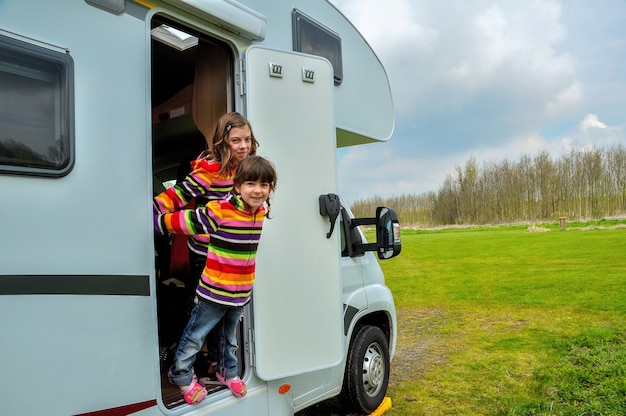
[545,81,584,118]
[571,114,624,150]
[337,145,458,204]
[338,113,625,205]
[579,114,607,130]
[335,0,581,126]
[329,1,626,205]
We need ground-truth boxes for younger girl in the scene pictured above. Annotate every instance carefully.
[154,155,278,405]
[154,112,259,378]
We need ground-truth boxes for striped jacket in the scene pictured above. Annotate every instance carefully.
[155,193,265,307]
[153,159,234,255]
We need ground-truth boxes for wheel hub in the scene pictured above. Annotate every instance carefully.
[362,343,384,397]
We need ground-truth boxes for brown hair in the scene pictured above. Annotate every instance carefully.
[233,156,277,216]
[202,112,260,176]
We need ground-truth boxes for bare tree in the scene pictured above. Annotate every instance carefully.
[352,144,626,226]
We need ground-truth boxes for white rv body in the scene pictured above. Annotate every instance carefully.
[0,1,399,415]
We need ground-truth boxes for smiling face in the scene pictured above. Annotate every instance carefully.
[235,179,271,212]
[227,125,253,163]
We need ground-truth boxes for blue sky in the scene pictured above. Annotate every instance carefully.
[330,0,626,205]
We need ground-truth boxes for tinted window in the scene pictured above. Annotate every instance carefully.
[0,34,74,176]
[292,9,343,85]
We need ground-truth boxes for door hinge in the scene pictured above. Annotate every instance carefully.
[247,326,256,367]
[239,58,246,96]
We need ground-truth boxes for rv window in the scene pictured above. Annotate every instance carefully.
[292,9,343,85]
[0,34,74,177]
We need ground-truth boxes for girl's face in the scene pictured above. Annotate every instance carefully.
[227,125,253,163]
[235,179,271,212]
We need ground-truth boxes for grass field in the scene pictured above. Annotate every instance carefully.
[374,220,626,415]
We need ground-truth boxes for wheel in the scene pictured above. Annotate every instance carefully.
[339,325,390,414]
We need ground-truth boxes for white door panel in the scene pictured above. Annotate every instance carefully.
[246,46,343,380]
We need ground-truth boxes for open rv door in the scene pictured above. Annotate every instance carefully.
[246,46,343,380]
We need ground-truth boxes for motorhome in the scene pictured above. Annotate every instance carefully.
[0,0,401,415]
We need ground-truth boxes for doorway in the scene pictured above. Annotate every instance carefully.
[150,14,236,408]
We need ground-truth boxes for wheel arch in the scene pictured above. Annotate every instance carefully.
[350,310,391,344]
[343,285,397,359]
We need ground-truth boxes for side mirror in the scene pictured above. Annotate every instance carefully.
[350,206,401,260]
[375,207,401,259]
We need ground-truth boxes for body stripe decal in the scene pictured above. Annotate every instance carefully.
[0,274,151,296]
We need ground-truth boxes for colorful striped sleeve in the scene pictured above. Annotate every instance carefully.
[153,160,226,214]
[159,207,215,236]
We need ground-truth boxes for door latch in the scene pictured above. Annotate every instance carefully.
[319,193,341,238]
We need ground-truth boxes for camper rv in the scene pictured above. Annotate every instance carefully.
[0,0,401,415]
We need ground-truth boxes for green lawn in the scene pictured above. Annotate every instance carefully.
[373,224,626,415]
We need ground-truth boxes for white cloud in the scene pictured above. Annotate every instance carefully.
[338,145,456,204]
[573,114,623,149]
[545,81,584,118]
[579,114,607,130]
[333,0,581,127]
[330,1,626,204]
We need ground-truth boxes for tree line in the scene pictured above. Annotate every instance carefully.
[350,144,626,226]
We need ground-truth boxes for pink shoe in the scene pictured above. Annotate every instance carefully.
[216,373,247,397]
[180,381,208,404]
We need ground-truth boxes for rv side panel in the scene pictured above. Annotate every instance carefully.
[0,1,158,415]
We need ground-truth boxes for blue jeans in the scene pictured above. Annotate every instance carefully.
[169,299,243,386]
[188,251,219,364]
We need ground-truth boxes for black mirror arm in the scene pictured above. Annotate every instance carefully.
[350,217,376,255]
[350,217,376,227]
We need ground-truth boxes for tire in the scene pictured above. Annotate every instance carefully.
[339,325,390,414]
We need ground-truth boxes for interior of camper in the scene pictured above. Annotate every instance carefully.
[150,14,243,408]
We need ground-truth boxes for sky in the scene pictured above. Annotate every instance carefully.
[330,0,626,205]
